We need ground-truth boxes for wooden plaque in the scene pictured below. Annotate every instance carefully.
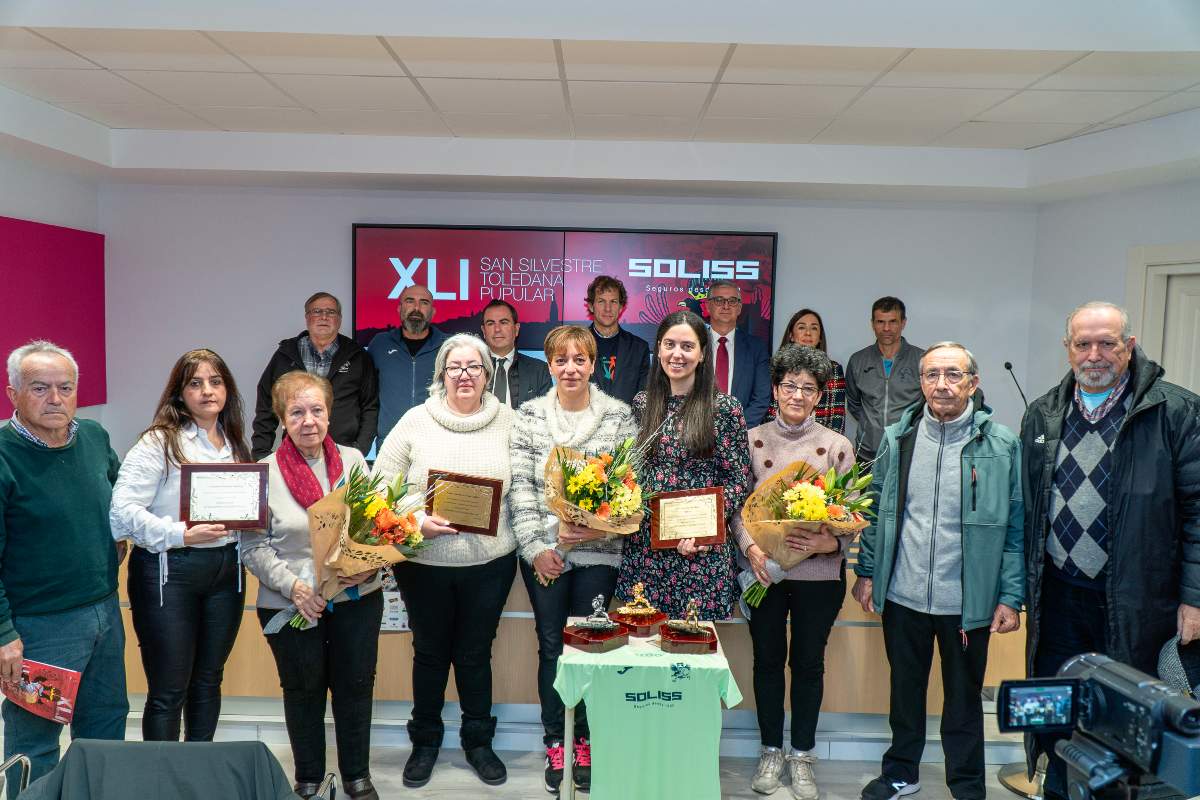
[649,486,725,550]
[179,463,269,529]
[426,470,503,536]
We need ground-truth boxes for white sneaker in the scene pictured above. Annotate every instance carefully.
[786,750,819,800]
[751,746,785,795]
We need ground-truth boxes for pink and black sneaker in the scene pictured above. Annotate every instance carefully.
[573,737,592,791]
[544,741,565,794]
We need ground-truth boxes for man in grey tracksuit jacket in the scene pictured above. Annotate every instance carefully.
[853,342,1024,800]
[845,337,923,464]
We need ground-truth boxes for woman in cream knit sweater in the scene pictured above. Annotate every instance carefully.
[509,325,637,794]
[373,333,516,790]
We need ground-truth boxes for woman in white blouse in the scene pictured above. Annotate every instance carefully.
[110,349,251,741]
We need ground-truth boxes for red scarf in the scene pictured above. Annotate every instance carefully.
[276,435,344,509]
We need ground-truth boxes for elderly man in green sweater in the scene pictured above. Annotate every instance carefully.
[0,341,128,795]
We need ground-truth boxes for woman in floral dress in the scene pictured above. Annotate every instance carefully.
[615,310,753,619]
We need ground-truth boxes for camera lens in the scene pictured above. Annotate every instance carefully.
[1164,696,1200,735]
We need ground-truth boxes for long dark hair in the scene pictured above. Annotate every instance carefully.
[142,349,251,466]
[639,311,716,459]
[782,308,828,353]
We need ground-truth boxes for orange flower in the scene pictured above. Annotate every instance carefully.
[374,507,401,531]
[600,452,614,466]
[826,504,846,519]
[623,473,636,489]
[596,502,612,519]
[812,476,826,490]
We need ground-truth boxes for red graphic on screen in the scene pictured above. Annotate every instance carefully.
[354,226,775,354]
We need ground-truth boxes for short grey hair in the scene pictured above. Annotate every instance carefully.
[921,341,978,375]
[771,344,832,391]
[7,340,79,390]
[707,279,741,298]
[304,291,342,316]
[1064,301,1132,343]
[427,333,495,400]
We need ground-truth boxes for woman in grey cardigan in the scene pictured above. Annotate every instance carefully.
[509,325,637,795]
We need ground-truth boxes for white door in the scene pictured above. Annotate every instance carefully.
[1161,270,1200,394]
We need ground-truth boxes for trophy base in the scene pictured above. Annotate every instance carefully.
[610,611,668,637]
[659,624,718,654]
[563,625,629,653]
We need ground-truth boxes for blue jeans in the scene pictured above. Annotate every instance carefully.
[2,594,129,797]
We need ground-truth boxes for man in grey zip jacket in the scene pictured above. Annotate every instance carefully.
[845,297,923,464]
[367,284,449,446]
[852,342,1024,800]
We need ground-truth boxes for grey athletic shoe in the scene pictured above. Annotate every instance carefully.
[751,746,785,795]
[786,750,819,800]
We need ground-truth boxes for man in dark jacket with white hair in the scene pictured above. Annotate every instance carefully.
[1021,301,1200,800]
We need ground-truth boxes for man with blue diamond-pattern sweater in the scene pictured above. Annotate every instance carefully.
[1020,301,1200,800]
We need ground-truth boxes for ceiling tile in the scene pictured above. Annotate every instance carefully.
[384,37,558,79]
[57,102,217,130]
[268,74,427,110]
[562,40,727,82]
[208,32,403,76]
[187,106,338,133]
[34,28,248,72]
[1034,52,1200,91]
[878,49,1082,89]
[842,86,1011,122]
[811,117,958,146]
[0,27,96,68]
[694,115,831,143]
[723,45,904,85]
[314,108,450,136]
[1103,91,1200,126]
[573,114,696,140]
[118,70,297,107]
[442,112,572,138]
[707,84,859,118]
[978,89,1167,124]
[0,67,166,103]
[421,78,564,114]
[569,81,709,116]
[932,121,1084,148]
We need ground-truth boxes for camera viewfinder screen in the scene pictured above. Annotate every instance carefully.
[1006,685,1073,728]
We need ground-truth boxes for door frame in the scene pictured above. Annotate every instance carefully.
[1125,242,1200,361]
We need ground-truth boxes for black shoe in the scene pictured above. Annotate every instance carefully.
[402,746,439,788]
[544,741,565,794]
[292,782,322,800]
[573,737,591,791]
[344,776,378,800]
[862,776,921,800]
[465,745,507,786]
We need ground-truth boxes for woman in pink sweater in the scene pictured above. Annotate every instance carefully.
[733,345,856,800]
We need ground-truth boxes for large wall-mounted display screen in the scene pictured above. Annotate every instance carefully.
[353,225,777,356]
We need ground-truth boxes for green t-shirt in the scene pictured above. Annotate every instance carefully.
[554,636,741,800]
[0,420,121,644]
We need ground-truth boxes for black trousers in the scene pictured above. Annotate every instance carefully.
[881,601,991,800]
[257,588,384,784]
[746,575,845,751]
[394,552,517,749]
[1033,574,1108,800]
[519,560,617,745]
[127,544,244,742]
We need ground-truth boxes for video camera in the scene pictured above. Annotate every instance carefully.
[997,653,1200,800]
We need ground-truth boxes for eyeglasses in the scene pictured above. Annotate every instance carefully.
[920,369,974,384]
[445,364,484,379]
[306,308,340,318]
[708,297,742,308]
[777,382,820,399]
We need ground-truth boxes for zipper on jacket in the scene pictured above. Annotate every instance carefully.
[927,419,946,612]
[970,464,977,512]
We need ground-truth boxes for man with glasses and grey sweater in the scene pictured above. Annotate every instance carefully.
[851,342,1024,800]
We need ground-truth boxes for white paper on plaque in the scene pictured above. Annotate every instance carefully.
[189,471,261,521]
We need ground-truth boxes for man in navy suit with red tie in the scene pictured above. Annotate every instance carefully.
[705,280,772,426]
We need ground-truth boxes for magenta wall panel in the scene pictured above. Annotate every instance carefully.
[0,215,105,413]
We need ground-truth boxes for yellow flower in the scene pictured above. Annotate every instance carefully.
[579,498,594,511]
[407,530,424,546]
[784,482,828,521]
[362,494,388,519]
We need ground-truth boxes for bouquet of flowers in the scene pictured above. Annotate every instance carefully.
[740,460,874,608]
[291,464,429,629]
[544,436,650,543]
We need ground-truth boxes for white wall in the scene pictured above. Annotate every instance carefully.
[1028,177,1200,396]
[0,149,98,232]
[100,184,1037,452]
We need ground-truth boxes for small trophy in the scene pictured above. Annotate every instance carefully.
[563,595,629,653]
[609,581,668,637]
[660,598,718,654]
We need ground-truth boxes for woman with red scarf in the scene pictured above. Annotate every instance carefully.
[241,371,382,800]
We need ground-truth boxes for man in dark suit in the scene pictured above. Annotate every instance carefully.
[705,280,771,425]
[586,276,650,404]
[481,299,553,409]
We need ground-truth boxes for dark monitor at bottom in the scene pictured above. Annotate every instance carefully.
[997,678,1079,733]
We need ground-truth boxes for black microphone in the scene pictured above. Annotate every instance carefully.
[1004,361,1029,409]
